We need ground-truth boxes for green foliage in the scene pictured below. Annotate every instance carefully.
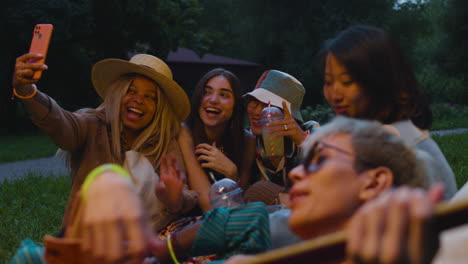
[301,104,334,125]
[0,133,58,164]
[387,0,468,106]
[431,103,468,130]
[417,66,468,104]
[0,175,70,263]
[196,0,467,109]
[397,0,468,105]
[442,0,468,77]
[432,133,468,188]
[432,103,468,120]
[432,117,468,131]
[388,0,432,56]
[198,0,397,106]
[301,102,468,130]
[1,0,207,132]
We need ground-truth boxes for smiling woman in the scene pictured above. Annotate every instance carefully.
[182,68,256,211]
[319,25,458,199]
[287,116,428,240]
[119,76,158,142]
[12,53,198,233]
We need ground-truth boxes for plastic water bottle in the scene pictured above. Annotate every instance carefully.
[259,104,284,157]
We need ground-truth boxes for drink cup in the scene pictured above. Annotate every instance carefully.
[259,106,285,157]
[260,117,284,157]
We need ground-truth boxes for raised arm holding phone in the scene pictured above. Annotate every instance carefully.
[11,23,203,263]
[14,24,52,98]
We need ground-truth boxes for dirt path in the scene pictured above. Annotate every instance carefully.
[430,128,468,136]
[0,155,68,182]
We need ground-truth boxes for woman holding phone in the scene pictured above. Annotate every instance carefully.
[12,52,199,233]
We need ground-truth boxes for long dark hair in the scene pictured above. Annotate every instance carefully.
[187,68,245,169]
[318,25,432,129]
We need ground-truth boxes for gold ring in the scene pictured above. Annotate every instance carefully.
[284,124,288,131]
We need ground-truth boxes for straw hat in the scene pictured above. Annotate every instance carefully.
[92,54,190,121]
[243,70,304,122]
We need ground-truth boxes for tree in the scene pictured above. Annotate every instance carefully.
[392,0,468,104]
[443,0,468,76]
[1,0,205,133]
[434,0,468,103]
[198,0,396,107]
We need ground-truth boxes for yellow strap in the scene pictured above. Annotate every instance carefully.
[81,164,131,201]
[167,234,180,264]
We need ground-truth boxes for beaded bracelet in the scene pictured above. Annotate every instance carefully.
[167,234,180,264]
[81,164,132,201]
[13,85,37,100]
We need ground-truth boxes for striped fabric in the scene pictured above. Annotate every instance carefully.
[10,239,47,264]
[10,203,271,264]
[190,202,271,262]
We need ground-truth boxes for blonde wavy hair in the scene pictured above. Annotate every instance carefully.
[58,74,180,175]
[102,74,180,166]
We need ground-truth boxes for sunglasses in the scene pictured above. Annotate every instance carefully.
[302,140,354,173]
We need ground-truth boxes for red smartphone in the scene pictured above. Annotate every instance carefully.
[29,24,53,79]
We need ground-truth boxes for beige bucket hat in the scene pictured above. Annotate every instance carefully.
[92,54,190,121]
[243,70,305,122]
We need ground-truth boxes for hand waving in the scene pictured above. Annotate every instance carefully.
[155,154,185,213]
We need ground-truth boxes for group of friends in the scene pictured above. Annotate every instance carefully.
[10,24,466,264]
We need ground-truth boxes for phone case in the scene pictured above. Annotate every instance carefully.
[29,24,53,79]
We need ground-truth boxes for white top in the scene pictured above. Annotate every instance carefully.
[390,120,458,199]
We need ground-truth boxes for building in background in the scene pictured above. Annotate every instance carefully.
[166,48,264,97]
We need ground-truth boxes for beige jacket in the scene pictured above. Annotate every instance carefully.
[29,91,197,231]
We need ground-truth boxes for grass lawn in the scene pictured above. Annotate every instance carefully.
[432,117,468,131]
[433,133,468,187]
[431,104,468,130]
[0,113,466,263]
[0,133,58,164]
[0,175,70,263]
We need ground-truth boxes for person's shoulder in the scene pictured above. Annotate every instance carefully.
[73,108,105,125]
[180,121,189,129]
[180,122,193,134]
[243,129,256,148]
[177,122,195,144]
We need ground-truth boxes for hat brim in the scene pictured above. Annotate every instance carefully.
[243,88,303,122]
[92,59,190,121]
